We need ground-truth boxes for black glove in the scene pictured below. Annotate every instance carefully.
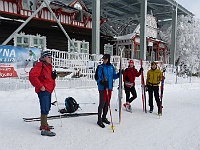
[139,67,143,72]
[51,70,57,79]
[100,80,109,88]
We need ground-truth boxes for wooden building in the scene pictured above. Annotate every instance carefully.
[115,15,168,63]
[0,0,113,54]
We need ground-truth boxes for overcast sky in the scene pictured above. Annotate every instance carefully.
[178,0,200,18]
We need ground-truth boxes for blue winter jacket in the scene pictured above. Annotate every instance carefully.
[96,63,119,90]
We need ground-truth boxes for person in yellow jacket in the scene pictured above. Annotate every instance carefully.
[146,61,162,114]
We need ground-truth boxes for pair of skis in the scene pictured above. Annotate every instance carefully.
[140,59,147,113]
[159,67,166,115]
[118,47,125,123]
[23,112,98,122]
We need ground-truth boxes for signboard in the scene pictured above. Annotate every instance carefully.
[0,45,41,78]
[0,65,18,78]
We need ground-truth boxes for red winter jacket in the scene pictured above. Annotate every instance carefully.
[29,61,56,93]
[123,67,141,86]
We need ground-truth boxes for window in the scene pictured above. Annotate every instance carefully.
[14,33,46,50]
[68,39,89,53]
[17,37,22,44]
[104,43,113,56]
[14,36,30,48]
[24,37,28,44]
[22,0,36,11]
[80,43,89,53]
[33,38,38,45]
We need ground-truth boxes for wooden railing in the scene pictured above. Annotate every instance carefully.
[0,0,92,28]
[0,48,173,91]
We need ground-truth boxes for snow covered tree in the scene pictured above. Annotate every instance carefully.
[159,15,200,76]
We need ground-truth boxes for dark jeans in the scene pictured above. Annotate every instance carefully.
[38,91,52,115]
[124,85,137,103]
[147,86,160,112]
[98,90,109,122]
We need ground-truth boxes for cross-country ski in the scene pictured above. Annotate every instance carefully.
[23,112,98,122]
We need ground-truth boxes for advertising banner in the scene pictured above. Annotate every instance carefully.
[0,45,41,78]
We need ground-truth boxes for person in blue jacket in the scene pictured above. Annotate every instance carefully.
[96,54,119,128]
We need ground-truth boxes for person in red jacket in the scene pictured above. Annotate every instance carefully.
[29,51,57,136]
[123,60,143,112]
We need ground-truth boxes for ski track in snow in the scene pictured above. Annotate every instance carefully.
[0,77,200,150]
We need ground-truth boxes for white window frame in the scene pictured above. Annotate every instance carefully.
[14,33,46,50]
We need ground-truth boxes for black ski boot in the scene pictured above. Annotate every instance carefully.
[102,118,110,124]
[97,121,105,128]
[149,107,153,113]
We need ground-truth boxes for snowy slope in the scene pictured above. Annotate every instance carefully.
[0,74,200,150]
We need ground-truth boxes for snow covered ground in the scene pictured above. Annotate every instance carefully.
[0,73,200,150]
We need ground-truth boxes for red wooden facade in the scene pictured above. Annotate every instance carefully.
[0,0,110,53]
[133,35,167,62]
[0,0,94,28]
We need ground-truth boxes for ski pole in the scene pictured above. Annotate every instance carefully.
[54,89,63,127]
[106,89,115,133]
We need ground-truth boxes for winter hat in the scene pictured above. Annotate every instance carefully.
[151,61,157,66]
[128,60,134,64]
[102,54,110,60]
[102,54,111,65]
[41,51,52,58]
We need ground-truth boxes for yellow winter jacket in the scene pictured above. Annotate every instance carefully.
[146,68,162,86]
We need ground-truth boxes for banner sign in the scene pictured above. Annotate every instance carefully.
[0,45,41,78]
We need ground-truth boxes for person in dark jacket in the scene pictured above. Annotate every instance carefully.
[123,60,143,111]
[95,54,119,128]
[29,51,57,136]
[146,61,163,114]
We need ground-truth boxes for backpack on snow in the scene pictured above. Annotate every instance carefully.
[64,97,79,113]
[59,97,79,114]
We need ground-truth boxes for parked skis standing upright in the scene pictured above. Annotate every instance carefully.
[146,61,164,115]
[123,59,143,112]
[29,51,57,136]
[118,47,124,123]
[159,67,166,115]
[95,54,119,128]
[140,59,147,113]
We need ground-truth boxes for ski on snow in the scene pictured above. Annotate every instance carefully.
[23,112,98,122]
